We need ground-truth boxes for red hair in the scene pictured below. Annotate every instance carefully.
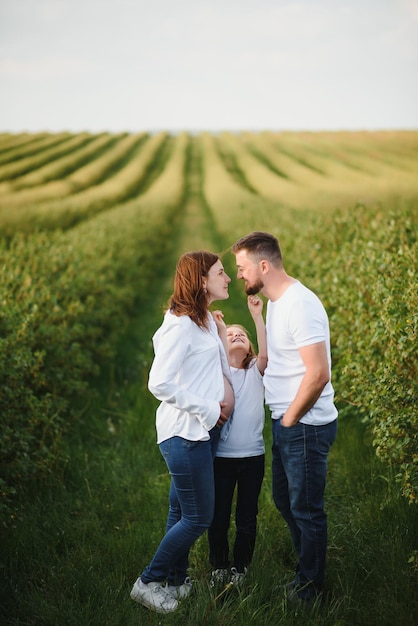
[169,251,219,328]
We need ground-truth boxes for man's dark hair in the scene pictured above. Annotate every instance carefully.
[232,231,282,267]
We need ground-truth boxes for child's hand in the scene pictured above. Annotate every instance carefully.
[213,310,227,331]
[248,295,263,317]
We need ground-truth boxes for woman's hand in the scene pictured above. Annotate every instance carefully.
[216,402,229,428]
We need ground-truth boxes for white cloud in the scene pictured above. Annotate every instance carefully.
[404,0,418,21]
[0,57,93,80]
[0,0,417,131]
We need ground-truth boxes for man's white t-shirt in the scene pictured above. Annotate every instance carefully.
[264,281,338,425]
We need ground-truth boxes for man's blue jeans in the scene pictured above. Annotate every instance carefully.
[272,418,337,594]
[141,436,214,586]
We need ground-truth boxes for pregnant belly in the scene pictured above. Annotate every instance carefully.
[222,375,235,417]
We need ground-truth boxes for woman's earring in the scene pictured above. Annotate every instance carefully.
[203,287,207,294]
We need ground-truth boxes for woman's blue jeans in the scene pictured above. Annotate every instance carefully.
[272,418,337,593]
[141,436,214,586]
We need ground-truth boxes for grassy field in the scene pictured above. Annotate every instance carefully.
[0,130,417,625]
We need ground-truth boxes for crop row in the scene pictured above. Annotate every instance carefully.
[0,130,417,234]
[0,133,172,234]
[0,133,189,524]
[0,129,417,524]
[198,142,417,504]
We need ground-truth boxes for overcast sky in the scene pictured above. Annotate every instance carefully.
[1,0,417,133]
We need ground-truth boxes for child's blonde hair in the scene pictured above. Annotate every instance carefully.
[227,324,257,369]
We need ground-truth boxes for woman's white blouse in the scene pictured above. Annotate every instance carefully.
[148,311,229,443]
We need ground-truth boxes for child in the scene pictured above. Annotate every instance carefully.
[208,294,267,586]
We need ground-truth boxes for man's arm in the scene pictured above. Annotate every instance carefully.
[281,341,330,427]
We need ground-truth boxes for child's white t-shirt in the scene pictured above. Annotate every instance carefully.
[216,360,265,458]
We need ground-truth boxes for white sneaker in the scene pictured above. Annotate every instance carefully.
[166,576,193,599]
[230,567,247,586]
[210,568,229,588]
[130,578,178,613]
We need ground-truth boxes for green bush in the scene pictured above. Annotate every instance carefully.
[0,132,188,527]
[283,199,418,503]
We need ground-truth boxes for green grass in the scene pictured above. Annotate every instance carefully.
[0,131,417,625]
[1,283,416,626]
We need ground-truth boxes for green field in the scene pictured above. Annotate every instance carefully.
[0,130,417,625]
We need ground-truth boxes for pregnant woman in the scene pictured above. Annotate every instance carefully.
[130,250,234,614]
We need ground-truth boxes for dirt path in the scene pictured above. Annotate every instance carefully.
[176,135,224,255]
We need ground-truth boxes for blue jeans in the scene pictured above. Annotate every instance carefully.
[208,454,265,572]
[141,436,215,586]
[272,418,337,594]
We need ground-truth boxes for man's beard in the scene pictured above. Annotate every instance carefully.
[245,279,263,296]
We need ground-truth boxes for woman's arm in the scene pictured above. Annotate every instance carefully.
[148,318,221,430]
